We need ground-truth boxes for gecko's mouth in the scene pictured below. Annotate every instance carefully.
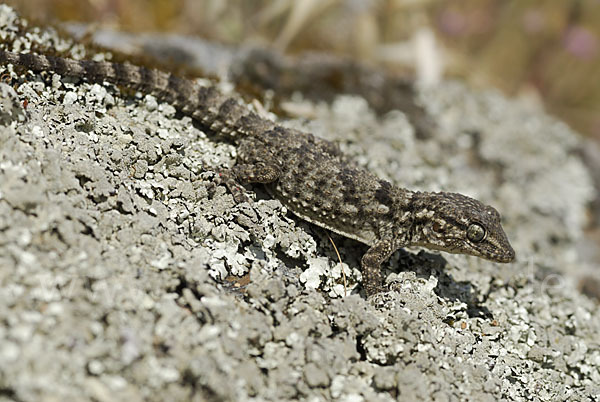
[496,247,516,263]
[478,245,515,263]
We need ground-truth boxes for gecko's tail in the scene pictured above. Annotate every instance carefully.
[0,49,272,142]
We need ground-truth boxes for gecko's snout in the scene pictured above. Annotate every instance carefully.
[492,241,516,263]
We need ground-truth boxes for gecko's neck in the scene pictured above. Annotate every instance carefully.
[406,191,454,247]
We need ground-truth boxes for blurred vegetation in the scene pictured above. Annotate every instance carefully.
[7,0,600,140]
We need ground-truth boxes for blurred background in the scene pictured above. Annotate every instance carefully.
[7,0,600,141]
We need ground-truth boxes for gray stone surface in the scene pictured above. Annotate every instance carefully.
[0,5,599,401]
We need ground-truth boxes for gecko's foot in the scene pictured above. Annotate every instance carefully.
[229,186,252,204]
[365,289,386,299]
[363,282,386,298]
[215,169,252,204]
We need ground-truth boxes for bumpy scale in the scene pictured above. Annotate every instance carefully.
[0,49,515,296]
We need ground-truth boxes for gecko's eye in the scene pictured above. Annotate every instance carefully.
[467,223,486,243]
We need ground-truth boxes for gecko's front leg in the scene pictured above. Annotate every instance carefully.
[361,239,400,297]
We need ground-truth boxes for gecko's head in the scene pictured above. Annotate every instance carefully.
[412,192,515,263]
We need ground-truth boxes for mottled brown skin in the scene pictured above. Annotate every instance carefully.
[0,49,515,296]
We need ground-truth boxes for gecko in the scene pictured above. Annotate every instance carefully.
[0,49,515,296]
